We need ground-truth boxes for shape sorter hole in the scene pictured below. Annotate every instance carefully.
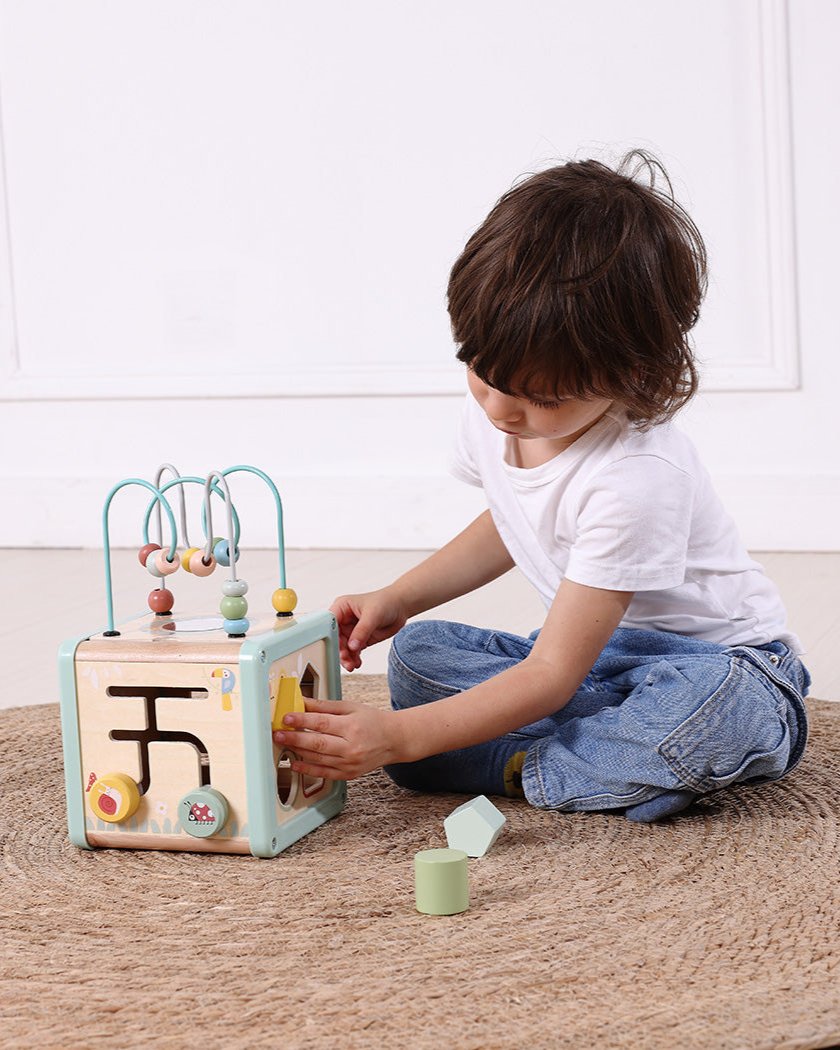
[300,664,319,698]
[276,749,299,810]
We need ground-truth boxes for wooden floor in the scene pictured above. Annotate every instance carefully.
[4,548,838,709]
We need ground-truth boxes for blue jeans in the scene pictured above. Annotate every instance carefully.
[384,621,810,812]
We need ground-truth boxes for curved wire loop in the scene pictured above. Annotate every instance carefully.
[143,477,241,551]
[203,471,239,583]
[221,465,287,589]
[153,463,190,548]
[102,479,178,634]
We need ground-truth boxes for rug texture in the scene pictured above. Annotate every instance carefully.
[2,679,840,1050]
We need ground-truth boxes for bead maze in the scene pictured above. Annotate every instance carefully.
[58,464,345,859]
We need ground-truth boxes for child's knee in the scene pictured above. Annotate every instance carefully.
[387,621,452,710]
[391,620,440,673]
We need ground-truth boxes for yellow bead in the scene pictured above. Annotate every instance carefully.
[89,773,141,823]
[181,547,200,573]
[271,588,298,615]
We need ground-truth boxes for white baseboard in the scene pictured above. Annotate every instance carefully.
[2,473,838,551]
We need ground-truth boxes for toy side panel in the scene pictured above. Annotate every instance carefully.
[240,612,347,857]
[59,635,94,849]
[269,638,335,820]
[76,658,250,852]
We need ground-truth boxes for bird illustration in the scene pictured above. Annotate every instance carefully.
[211,667,236,711]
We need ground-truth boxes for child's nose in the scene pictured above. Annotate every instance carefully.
[484,389,522,422]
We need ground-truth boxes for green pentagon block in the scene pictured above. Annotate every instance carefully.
[444,795,506,857]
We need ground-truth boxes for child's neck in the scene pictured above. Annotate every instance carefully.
[508,409,612,468]
[509,436,567,468]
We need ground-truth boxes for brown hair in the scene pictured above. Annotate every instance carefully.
[447,150,707,426]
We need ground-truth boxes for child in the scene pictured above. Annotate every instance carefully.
[273,150,810,822]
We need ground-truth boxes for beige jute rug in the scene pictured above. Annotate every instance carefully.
[2,678,840,1050]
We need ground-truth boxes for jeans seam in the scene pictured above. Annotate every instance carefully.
[525,742,660,810]
[525,747,662,809]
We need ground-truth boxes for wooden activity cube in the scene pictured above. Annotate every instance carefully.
[59,609,346,858]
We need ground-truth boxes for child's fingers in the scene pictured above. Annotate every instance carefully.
[300,697,359,715]
[276,703,359,738]
[272,727,346,761]
[338,646,362,671]
[347,612,381,652]
[289,757,346,781]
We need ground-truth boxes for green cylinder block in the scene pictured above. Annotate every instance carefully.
[414,848,469,915]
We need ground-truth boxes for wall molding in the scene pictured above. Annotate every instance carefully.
[0,69,19,393]
[0,1,800,402]
[701,0,800,393]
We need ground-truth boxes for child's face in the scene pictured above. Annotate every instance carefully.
[467,369,613,448]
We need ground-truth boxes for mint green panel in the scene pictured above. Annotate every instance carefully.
[58,634,95,850]
[239,611,346,859]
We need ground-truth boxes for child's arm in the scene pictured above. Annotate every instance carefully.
[331,509,515,670]
[274,576,634,780]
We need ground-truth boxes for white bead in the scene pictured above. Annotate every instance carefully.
[222,579,249,597]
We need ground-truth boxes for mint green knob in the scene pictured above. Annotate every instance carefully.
[414,848,469,915]
[179,787,229,838]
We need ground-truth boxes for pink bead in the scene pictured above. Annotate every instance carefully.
[138,543,161,567]
[153,549,181,575]
[148,588,174,614]
[189,551,216,577]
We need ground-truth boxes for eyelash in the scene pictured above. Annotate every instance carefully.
[527,398,564,409]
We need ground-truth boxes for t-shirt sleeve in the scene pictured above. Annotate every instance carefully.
[448,396,483,488]
[565,455,695,591]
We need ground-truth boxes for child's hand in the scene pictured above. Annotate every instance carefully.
[272,697,407,780]
[329,589,408,671]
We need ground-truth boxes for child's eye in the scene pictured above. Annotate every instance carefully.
[527,398,565,409]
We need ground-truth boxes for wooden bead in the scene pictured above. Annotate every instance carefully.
[189,551,216,577]
[181,547,200,573]
[222,579,248,596]
[146,558,165,578]
[220,595,248,620]
[138,543,161,567]
[223,617,249,636]
[272,588,298,615]
[213,539,239,566]
[153,549,180,575]
[148,588,174,614]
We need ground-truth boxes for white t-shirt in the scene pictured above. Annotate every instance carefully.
[451,394,802,653]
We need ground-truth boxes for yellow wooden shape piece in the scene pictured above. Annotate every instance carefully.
[89,772,141,823]
[272,676,307,730]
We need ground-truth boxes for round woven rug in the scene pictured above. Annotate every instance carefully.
[3,680,840,1050]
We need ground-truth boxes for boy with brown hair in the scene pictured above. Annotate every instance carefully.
[273,151,809,822]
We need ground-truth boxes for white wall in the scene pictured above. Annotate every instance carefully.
[1,0,837,550]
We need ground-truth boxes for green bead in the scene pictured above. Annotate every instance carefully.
[220,595,248,620]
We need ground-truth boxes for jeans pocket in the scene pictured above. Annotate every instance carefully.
[658,655,791,793]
